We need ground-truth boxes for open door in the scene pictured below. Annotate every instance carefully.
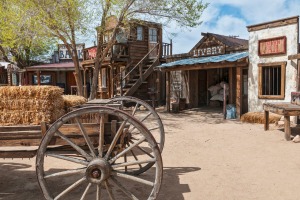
[148,28,158,58]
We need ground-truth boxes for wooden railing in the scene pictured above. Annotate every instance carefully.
[83,43,129,61]
[122,43,159,82]
[162,40,172,58]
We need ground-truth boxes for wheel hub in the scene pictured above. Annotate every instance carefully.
[86,158,111,184]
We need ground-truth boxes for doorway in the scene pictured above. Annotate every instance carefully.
[242,68,248,114]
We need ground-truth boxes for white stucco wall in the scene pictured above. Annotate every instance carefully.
[248,23,298,112]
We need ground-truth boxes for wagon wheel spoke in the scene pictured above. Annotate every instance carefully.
[131,103,139,116]
[44,168,85,179]
[96,185,101,200]
[80,183,91,200]
[112,172,154,186]
[130,150,142,169]
[128,140,154,158]
[110,176,138,200]
[124,152,128,173]
[111,158,156,169]
[98,114,105,157]
[140,111,152,123]
[75,117,97,157]
[54,177,86,200]
[105,180,115,200]
[128,111,152,134]
[55,130,92,161]
[104,120,128,159]
[109,136,146,164]
[46,153,89,166]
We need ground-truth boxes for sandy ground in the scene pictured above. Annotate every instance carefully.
[1,107,300,200]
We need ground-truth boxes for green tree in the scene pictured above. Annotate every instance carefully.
[0,0,55,67]
[89,0,208,99]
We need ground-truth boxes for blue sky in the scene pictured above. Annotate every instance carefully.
[166,0,300,54]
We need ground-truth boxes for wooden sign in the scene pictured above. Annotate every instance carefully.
[258,36,286,56]
[58,44,84,60]
[86,47,97,60]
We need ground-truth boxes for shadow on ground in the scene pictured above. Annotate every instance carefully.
[0,161,200,200]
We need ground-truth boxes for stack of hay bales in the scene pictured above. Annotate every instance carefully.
[62,95,87,112]
[0,86,65,125]
[241,112,281,124]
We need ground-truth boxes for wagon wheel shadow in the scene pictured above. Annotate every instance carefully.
[158,166,201,200]
[0,162,44,200]
[0,161,200,200]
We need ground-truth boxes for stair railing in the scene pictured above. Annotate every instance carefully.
[122,43,160,83]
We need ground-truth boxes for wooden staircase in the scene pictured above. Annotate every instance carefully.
[114,43,160,99]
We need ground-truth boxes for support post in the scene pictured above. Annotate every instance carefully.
[166,71,170,112]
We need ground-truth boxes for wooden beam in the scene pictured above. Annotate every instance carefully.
[236,67,242,119]
[288,54,300,60]
[166,71,170,112]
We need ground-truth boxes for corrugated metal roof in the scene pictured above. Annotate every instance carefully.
[157,52,248,69]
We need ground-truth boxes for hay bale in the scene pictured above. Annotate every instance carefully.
[62,95,87,108]
[0,86,65,125]
[241,112,281,124]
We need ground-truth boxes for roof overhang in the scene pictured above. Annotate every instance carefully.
[155,52,249,71]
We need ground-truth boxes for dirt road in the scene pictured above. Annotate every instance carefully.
[1,107,300,200]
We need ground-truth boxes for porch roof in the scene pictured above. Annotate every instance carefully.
[26,62,77,72]
[156,51,249,71]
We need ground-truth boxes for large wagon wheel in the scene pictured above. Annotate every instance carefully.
[36,106,162,200]
[108,96,165,175]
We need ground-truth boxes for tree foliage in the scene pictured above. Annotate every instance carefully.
[0,0,55,67]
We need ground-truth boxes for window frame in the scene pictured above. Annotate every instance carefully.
[149,28,157,43]
[136,26,143,41]
[258,61,286,99]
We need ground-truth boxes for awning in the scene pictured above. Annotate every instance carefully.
[156,51,249,71]
[26,62,77,72]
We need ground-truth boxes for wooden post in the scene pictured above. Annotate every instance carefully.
[37,70,41,86]
[229,67,233,103]
[166,71,170,112]
[223,84,227,119]
[110,65,114,98]
[236,66,242,119]
[284,116,291,141]
[83,69,87,98]
[264,110,269,131]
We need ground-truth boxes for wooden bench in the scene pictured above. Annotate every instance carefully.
[263,92,300,140]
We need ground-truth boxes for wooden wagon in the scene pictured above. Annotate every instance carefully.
[0,96,165,200]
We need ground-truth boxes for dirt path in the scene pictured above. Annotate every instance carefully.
[1,107,300,200]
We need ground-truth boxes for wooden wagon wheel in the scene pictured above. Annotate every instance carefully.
[108,96,165,152]
[107,96,165,175]
[36,106,162,200]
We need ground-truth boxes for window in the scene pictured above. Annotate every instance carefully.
[258,62,286,99]
[137,26,143,41]
[33,75,52,85]
[149,28,157,43]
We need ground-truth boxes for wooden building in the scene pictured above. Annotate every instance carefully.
[81,17,172,104]
[23,44,85,94]
[156,33,249,118]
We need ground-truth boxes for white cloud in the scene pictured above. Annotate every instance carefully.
[166,0,300,54]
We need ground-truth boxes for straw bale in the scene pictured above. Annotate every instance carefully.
[0,86,65,125]
[62,95,87,111]
[241,112,281,124]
